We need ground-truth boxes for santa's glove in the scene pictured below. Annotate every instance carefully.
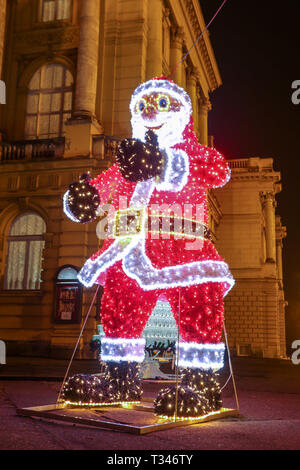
[65,173,100,223]
[116,130,164,182]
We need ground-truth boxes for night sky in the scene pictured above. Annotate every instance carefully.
[200,0,300,343]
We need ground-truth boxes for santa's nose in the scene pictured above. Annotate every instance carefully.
[143,105,156,119]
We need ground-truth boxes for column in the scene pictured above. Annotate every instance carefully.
[170,27,184,85]
[186,66,198,131]
[275,216,287,283]
[198,96,211,146]
[0,0,7,79]
[146,0,163,79]
[0,0,7,108]
[260,192,276,262]
[276,240,283,281]
[64,0,103,157]
[74,0,100,118]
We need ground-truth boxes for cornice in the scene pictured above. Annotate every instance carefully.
[230,173,281,182]
[182,0,221,91]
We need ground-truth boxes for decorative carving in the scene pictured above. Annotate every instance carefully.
[17,197,30,211]
[48,174,60,189]
[163,7,170,20]
[26,175,39,191]
[170,26,185,49]
[186,65,199,82]
[182,0,218,90]
[7,176,20,192]
[199,95,212,112]
[260,191,275,208]
[15,26,79,50]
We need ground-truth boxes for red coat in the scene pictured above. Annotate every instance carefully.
[88,117,233,292]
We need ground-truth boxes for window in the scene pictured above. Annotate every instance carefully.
[25,63,73,139]
[57,266,78,280]
[41,0,72,22]
[5,213,46,290]
[54,266,82,323]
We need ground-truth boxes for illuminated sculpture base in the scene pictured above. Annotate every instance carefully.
[16,401,240,435]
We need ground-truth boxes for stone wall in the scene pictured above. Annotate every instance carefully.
[214,158,287,358]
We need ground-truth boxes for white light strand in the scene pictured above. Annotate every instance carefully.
[101,337,146,363]
[77,178,155,287]
[77,238,135,288]
[176,342,225,370]
[63,191,80,223]
[122,238,234,295]
[155,148,189,192]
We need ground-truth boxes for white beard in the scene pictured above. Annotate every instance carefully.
[130,108,190,149]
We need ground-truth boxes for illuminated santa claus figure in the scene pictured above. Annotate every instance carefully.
[62,77,234,417]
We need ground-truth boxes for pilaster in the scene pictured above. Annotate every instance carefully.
[64,0,103,158]
[198,96,211,146]
[170,26,185,85]
[260,191,276,263]
[186,65,198,132]
[146,0,163,79]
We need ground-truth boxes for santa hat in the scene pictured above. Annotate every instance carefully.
[130,76,192,116]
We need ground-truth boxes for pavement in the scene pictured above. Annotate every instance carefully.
[0,355,300,451]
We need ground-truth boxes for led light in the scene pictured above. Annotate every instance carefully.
[122,238,235,294]
[65,78,234,375]
[64,400,140,407]
[157,409,223,421]
[101,337,146,363]
[63,191,80,223]
[155,148,189,192]
[176,342,225,370]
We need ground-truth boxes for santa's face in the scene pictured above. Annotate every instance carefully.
[131,91,190,148]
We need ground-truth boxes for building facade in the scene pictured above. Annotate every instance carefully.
[0,0,286,358]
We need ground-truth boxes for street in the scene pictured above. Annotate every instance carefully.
[0,356,300,450]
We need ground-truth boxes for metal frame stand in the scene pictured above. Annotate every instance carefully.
[16,401,240,435]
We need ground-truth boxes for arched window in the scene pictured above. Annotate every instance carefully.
[25,63,73,139]
[57,266,78,280]
[5,213,46,290]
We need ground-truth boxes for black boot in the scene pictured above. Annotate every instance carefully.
[154,368,222,418]
[105,361,143,402]
[61,361,142,406]
[154,383,210,419]
[61,371,111,405]
[181,368,222,411]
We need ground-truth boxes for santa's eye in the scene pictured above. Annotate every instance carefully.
[138,100,146,112]
[157,95,170,111]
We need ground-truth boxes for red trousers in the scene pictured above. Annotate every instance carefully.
[100,261,225,344]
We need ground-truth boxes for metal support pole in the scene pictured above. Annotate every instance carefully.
[174,288,181,421]
[57,285,100,406]
[223,322,240,411]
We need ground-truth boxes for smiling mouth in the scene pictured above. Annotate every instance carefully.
[145,123,164,130]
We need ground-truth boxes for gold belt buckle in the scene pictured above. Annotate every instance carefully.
[113,208,144,238]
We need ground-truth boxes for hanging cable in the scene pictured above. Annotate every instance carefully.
[169,0,229,78]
